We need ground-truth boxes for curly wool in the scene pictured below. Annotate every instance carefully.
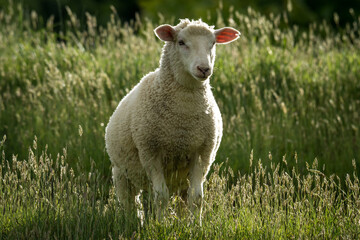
[105,19,240,218]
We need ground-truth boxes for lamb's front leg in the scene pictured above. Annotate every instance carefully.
[188,150,216,224]
[139,151,169,220]
[187,153,209,224]
[187,154,204,209]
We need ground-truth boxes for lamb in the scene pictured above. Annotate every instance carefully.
[105,19,240,220]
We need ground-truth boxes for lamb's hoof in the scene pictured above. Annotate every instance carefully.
[154,190,169,221]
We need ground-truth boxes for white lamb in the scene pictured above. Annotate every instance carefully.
[105,19,240,220]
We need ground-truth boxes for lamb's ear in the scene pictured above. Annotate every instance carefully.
[214,27,241,44]
[154,24,176,41]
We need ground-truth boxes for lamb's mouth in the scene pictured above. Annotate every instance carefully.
[193,74,210,81]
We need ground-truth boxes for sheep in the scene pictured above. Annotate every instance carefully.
[105,19,240,221]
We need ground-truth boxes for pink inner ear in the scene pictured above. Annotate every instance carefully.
[215,28,240,44]
[155,25,175,41]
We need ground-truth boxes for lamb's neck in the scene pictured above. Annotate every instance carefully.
[159,67,209,91]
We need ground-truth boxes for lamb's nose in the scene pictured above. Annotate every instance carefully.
[197,66,210,75]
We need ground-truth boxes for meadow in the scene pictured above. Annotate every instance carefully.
[1,3,360,239]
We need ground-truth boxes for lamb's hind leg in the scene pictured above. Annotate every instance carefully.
[112,166,137,215]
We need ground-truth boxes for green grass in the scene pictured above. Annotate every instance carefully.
[1,140,360,239]
[1,2,360,239]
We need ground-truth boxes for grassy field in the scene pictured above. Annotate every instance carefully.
[1,3,360,239]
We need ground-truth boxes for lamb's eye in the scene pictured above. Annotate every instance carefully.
[178,40,185,46]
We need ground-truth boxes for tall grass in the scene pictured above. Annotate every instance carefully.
[1,138,360,239]
[0,2,360,238]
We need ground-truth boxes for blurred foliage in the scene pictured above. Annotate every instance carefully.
[139,0,360,27]
[0,0,140,31]
[144,0,359,25]
[1,0,359,29]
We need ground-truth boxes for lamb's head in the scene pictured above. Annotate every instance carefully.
[155,19,240,85]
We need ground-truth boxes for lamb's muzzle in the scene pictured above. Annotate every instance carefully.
[197,65,210,78]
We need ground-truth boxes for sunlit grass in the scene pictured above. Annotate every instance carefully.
[1,138,359,239]
[1,2,360,239]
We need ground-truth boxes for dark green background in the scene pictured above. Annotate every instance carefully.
[2,0,360,28]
